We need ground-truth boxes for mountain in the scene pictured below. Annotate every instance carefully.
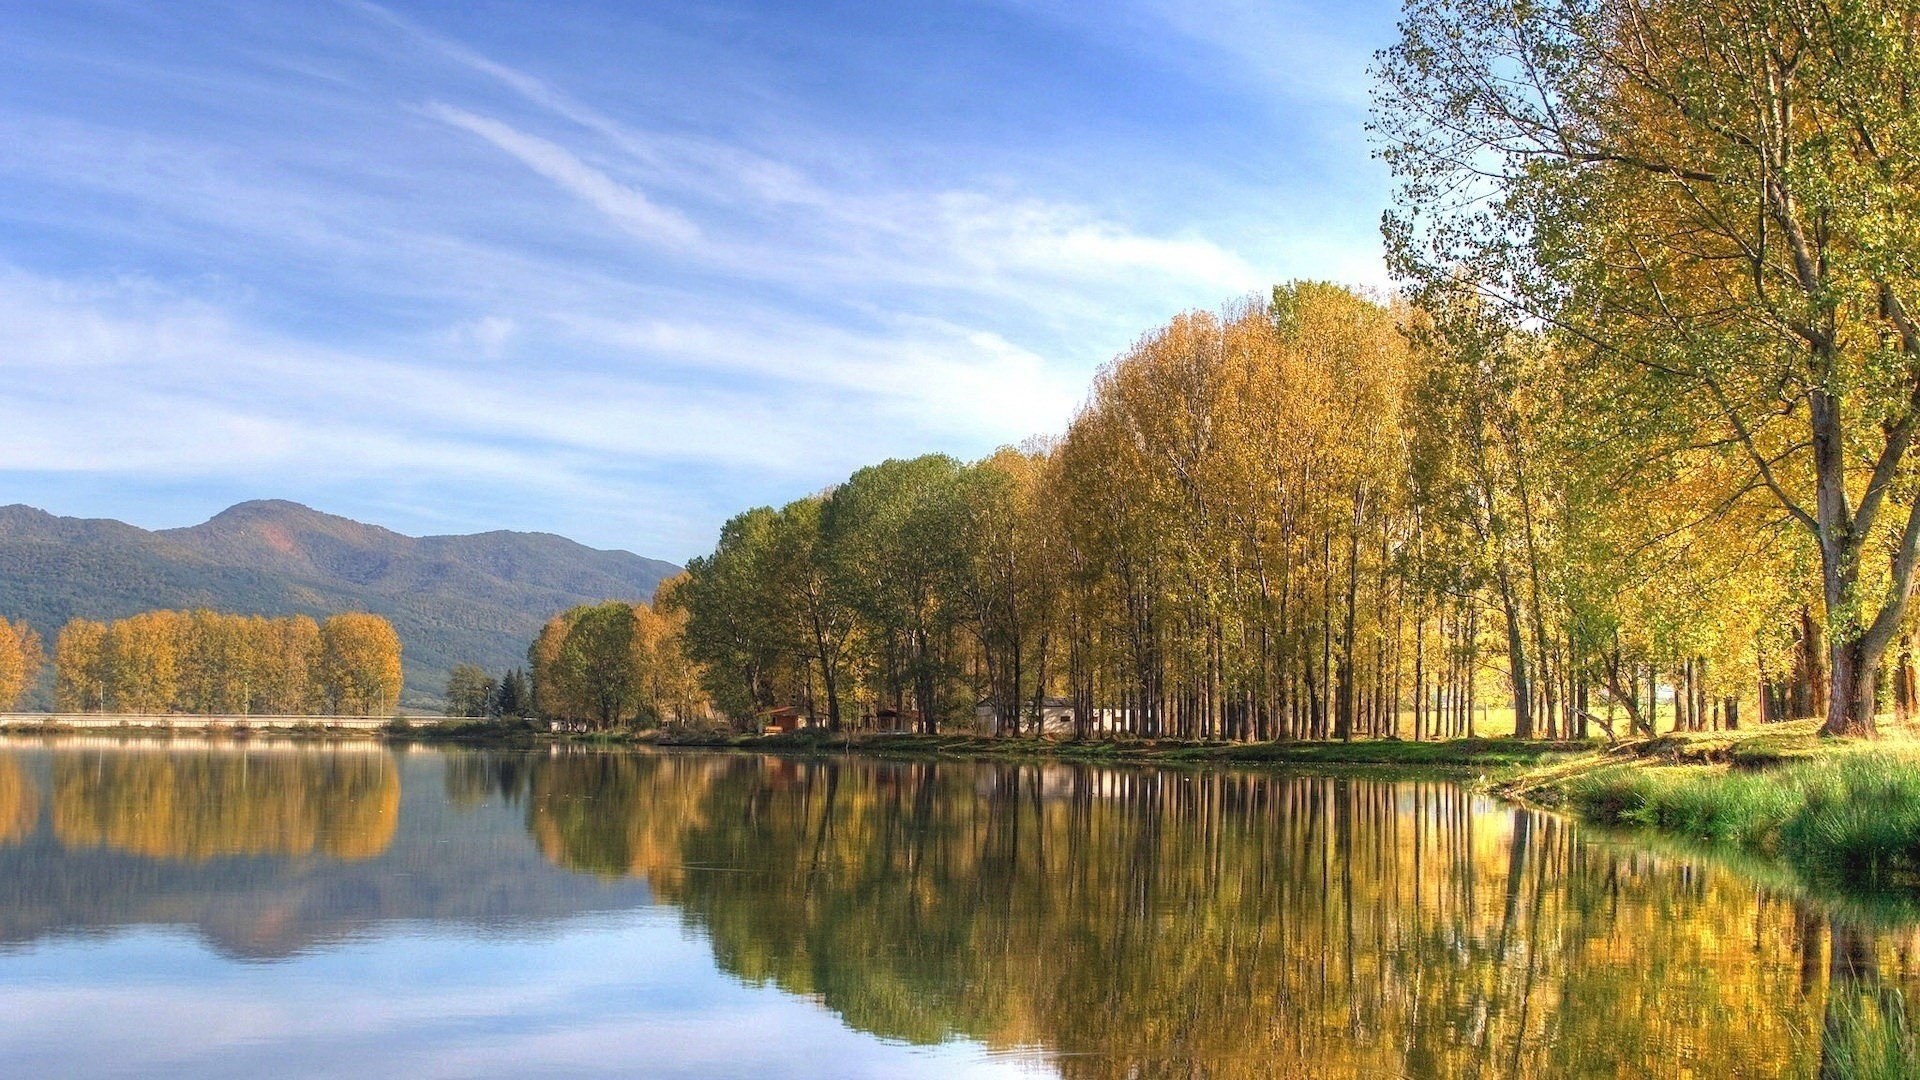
[0,500,681,708]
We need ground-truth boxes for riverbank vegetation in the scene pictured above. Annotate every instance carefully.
[1503,721,1920,889]
[46,610,403,717]
[442,664,532,721]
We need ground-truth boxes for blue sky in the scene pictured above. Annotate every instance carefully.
[0,0,1401,561]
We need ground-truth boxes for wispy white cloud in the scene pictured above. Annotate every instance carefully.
[357,1,1269,299]
[926,192,1262,293]
[0,258,1082,553]
[424,103,700,247]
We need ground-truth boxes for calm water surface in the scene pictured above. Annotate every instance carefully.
[0,737,1912,1078]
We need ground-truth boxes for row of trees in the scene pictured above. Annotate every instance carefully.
[50,610,404,717]
[443,665,534,720]
[674,459,1006,732]
[526,592,708,730]
[670,283,1795,739]
[670,0,1920,741]
[1372,0,1920,737]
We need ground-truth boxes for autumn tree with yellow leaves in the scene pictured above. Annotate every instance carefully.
[670,276,1807,741]
[46,609,399,717]
[0,618,44,711]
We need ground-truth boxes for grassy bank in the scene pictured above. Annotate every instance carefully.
[1500,720,1920,889]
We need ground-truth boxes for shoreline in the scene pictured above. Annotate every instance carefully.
[0,716,1591,769]
[644,727,1593,771]
[12,715,1920,900]
[1494,719,1920,899]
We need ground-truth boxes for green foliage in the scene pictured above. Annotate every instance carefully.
[553,602,642,729]
[822,455,974,732]
[678,506,792,723]
[1566,765,1802,846]
[1783,760,1920,878]
[491,667,532,719]
[528,596,705,730]
[443,663,496,718]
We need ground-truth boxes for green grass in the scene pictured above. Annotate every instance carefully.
[1540,740,1920,887]
[1560,763,1804,845]
[1782,757,1920,878]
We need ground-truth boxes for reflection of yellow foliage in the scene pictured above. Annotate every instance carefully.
[528,752,714,890]
[532,756,1920,1079]
[0,758,37,845]
[52,749,399,862]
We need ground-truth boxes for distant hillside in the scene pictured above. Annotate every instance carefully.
[0,500,680,709]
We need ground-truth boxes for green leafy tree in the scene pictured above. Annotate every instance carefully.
[678,507,796,726]
[823,455,973,733]
[555,602,645,730]
[444,663,497,718]
[492,667,533,718]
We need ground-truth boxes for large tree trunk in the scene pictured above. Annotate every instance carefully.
[810,608,841,732]
[1825,636,1880,738]
[1812,387,1897,738]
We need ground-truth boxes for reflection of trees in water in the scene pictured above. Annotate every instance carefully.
[0,758,35,845]
[52,749,399,861]
[1818,919,1918,1077]
[525,751,724,894]
[443,752,534,811]
[524,755,1920,1078]
[0,747,658,963]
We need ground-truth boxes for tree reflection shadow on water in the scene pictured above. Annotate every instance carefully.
[49,744,398,861]
[515,752,1920,1079]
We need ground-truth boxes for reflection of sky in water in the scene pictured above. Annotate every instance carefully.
[0,912,1050,1078]
[0,740,1914,1078]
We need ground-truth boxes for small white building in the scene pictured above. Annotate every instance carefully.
[972,697,1078,736]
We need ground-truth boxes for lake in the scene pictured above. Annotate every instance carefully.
[0,737,1911,1077]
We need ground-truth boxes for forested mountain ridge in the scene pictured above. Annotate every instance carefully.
[0,500,680,708]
